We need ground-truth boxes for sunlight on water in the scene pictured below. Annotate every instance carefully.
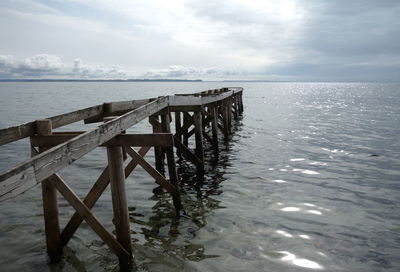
[292,168,320,175]
[278,251,324,269]
[290,158,306,161]
[281,207,301,212]
[272,179,287,183]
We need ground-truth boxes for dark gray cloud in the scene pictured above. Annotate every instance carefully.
[187,0,400,81]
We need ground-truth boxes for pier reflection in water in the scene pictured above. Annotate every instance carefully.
[127,120,242,271]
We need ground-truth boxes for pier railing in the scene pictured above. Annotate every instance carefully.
[0,87,243,269]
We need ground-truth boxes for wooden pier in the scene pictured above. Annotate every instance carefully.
[0,87,243,269]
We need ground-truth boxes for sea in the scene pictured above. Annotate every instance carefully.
[0,82,399,272]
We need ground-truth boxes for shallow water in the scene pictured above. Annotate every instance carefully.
[0,82,399,271]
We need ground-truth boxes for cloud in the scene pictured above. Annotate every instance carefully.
[0,54,245,79]
[0,54,126,79]
[0,1,399,81]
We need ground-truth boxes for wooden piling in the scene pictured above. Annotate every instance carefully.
[174,112,182,157]
[193,110,204,174]
[221,100,230,137]
[161,113,183,215]
[150,115,165,174]
[227,97,233,133]
[182,112,191,147]
[211,106,219,151]
[107,146,133,269]
[36,119,62,263]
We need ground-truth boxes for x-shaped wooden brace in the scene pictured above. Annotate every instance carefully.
[30,133,180,260]
[155,113,203,169]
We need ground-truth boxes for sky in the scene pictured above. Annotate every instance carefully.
[0,0,399,81]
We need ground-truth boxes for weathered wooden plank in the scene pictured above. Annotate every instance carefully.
[201,91,234,105]
[0,97,169,201]
[0,165,36,201]
[106,98,155,113]
[106,133,173,147]
[0,122,36,146]
[169,105,202,112]
[51,104,104,128]
[31,134,174,148]
[169,96,202,106]
[0,105,103,146]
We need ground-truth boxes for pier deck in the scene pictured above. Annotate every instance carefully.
[0,87,243,269]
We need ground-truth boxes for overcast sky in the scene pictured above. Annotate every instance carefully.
[0,0,399,81]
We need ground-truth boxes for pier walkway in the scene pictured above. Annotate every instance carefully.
[0,87,243,269]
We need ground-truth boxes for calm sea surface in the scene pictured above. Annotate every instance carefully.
[0,82,399,272]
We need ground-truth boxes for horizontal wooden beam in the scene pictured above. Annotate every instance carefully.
[31,133,174,148]
[84,99,156,124]
[169,105,202,112]
[105,133,174,147]
[0,104,103,146]
[0,97,169,201]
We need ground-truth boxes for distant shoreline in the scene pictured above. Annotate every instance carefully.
[0,79,395,83]
[0,79,203,82]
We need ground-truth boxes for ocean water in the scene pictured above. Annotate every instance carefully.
[0,82,399,272]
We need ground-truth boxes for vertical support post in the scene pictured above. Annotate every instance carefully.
[227,97,232,133]
[150,115,165,174]
[161,113,184,215]
[182,113,190,147]
[211,105,219,151]
[193,110,204,174]
[36,119,62,263]
[174,112,182,157]
[239,93,244,113]
[233,95,239,120]
[222,100,229,137]
[107,146,133,269]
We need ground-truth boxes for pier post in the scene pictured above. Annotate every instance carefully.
[107,145,133,269]
[150,115,165,174]
[174,112,182,157]
[227,97,233,133]
[36,119,62,263]
[161,113,184,215]
[233,95,239,119]
[221,100,229,137]
[182,113,190,147]
[193,110,204,174]
[238,93,244,113]
[211,106,219,151]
